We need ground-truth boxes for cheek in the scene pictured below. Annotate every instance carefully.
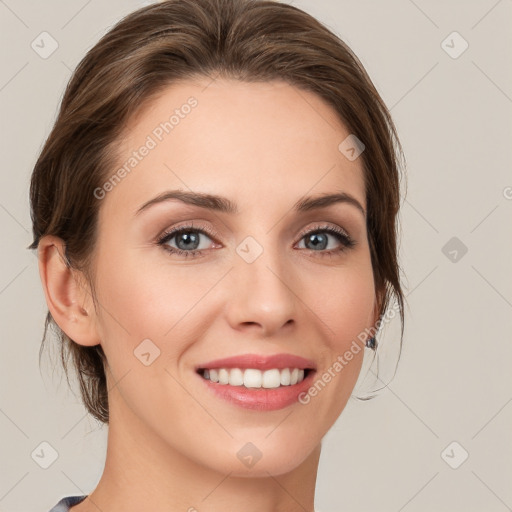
[305,259,376,343]
[303,260,374,389]
[278,263,374,443]
[93,246,221,360]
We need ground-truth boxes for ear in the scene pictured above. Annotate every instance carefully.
[37,235,100,347]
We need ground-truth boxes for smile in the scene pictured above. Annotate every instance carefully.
[198,367,310,389]
[194,352,317,410]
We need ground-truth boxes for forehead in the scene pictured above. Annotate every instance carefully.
[102,78,366,219]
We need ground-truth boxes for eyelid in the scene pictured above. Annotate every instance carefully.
[296,222,351,240]
[156,221,219,243]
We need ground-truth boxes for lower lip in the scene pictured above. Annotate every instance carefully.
[197,370,316,411]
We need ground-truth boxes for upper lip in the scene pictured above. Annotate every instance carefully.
[196,353,317,371]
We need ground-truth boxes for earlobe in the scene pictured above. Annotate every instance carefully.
[37,235,100,347]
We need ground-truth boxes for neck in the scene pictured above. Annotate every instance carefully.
[78,394,321,512]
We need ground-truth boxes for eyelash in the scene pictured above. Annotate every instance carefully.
[156,222,356,259]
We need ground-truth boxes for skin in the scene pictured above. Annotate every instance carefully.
[38,78,380,512]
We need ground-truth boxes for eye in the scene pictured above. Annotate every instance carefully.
[296,224,356,256]
[156,222,218,258]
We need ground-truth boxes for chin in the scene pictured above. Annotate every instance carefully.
[199,435,319,478]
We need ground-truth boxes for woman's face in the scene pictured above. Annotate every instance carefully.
[88,78,378,476]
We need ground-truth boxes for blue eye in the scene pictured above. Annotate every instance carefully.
[157,223,356,259]
[297,225,356,254]
[157,223,217,258]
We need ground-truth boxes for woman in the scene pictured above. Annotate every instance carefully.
[30,0,406,510]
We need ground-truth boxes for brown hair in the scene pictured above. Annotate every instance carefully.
[28,0,406,425]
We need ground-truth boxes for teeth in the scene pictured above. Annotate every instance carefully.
[201,368,308,388]
[229,368,244,386]
[244,368,262,388]
[262,369,281,389]
[218,368,229,385]
[280,368,291,386]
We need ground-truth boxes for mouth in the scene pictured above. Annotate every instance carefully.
[196,366,317,411]
[196,367,314,389]
[193,353,317,410]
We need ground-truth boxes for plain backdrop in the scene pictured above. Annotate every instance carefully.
[0,1,511,511]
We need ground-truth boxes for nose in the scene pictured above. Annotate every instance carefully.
[224,246,298,337]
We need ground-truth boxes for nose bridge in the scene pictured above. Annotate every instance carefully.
[227,232,298,334]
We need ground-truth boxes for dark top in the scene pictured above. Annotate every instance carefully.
[47,495,88,512]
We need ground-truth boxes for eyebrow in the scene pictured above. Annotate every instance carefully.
[135,190,366,218]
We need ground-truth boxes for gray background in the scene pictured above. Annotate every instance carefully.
[1,1,511,511]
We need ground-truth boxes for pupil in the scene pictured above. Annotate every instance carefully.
[178,232,199,250]
[308,233,326,250]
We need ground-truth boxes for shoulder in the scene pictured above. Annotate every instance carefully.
[47,495,88,512]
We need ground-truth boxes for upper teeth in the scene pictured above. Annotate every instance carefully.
[203,368,306,388]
